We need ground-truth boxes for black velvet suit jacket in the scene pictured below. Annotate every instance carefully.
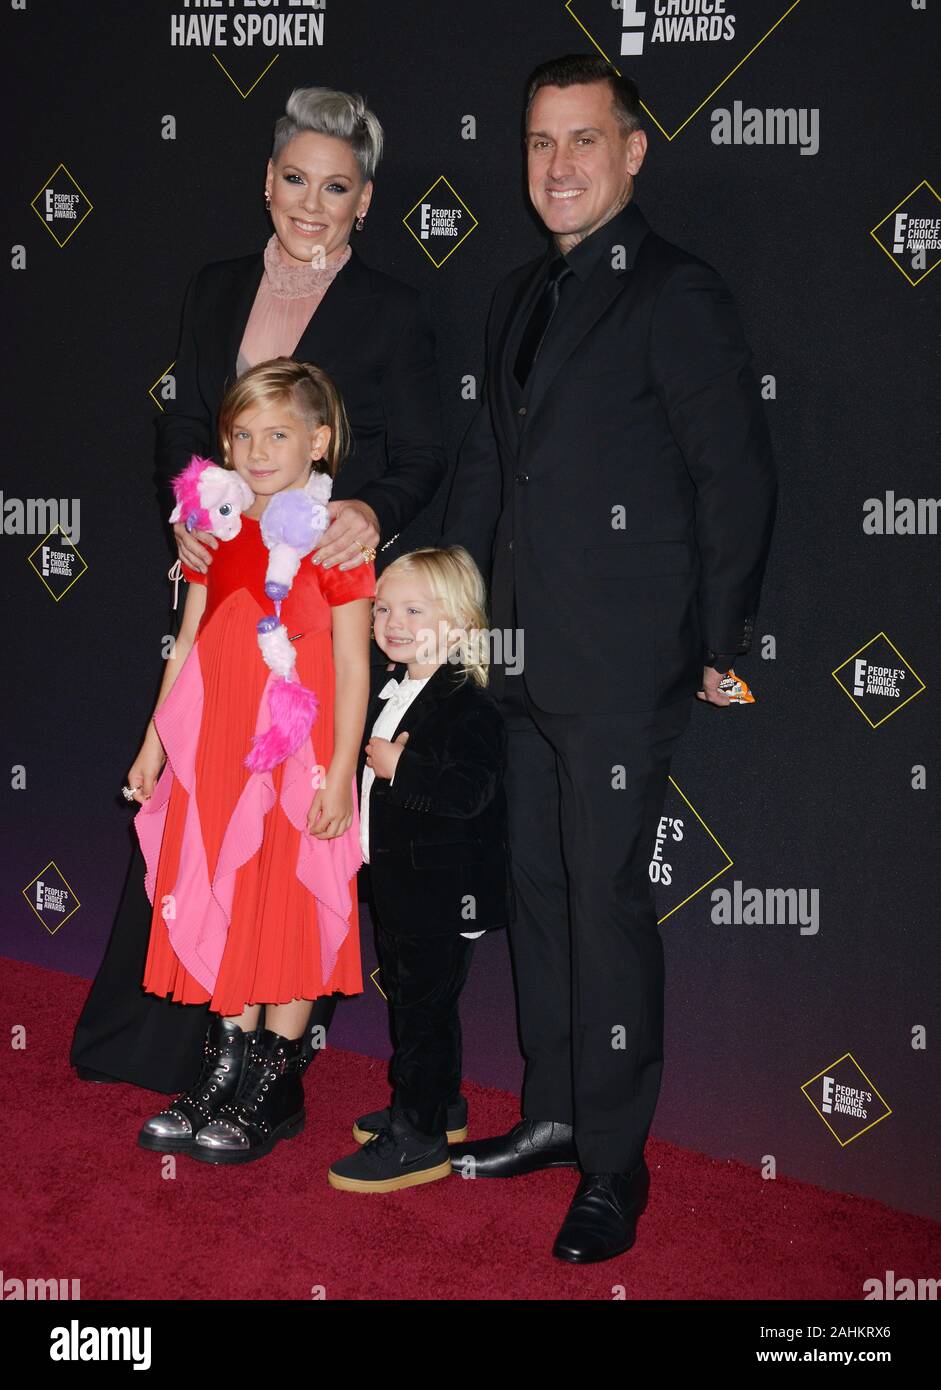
[153,242,446,561]
[440,200,778,715]
[358,660,514,936]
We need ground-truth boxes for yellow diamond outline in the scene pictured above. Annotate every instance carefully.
[800,1051,893,1148]
[21,859,82,936]
[29,162,94,248]
[656,776,734,925]
[26,524,88,603]
[211,51,280,100]
[831,631,926,729]
[369,965,387,1001]
[149,361,176,413]
[869,179,941,288]
[402,175,479,268]
[565,0,804,142]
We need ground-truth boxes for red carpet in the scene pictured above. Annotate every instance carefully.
[3,957,938,1300]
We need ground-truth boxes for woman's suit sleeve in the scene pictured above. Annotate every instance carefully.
[438,284,504,586]
[153,268,215,525]
[353,289,447,543]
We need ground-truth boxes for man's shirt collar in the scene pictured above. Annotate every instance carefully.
[548,199,646,281]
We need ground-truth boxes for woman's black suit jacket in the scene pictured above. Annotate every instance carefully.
[153,242,447,557]
[360,660,515,936]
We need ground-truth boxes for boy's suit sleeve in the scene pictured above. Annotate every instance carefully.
[385,701,505,818]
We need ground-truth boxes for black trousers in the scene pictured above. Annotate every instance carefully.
[374,915,475,1138]
[498,670,693,1173]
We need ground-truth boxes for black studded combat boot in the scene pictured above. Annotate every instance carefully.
[188,1027,306,1165]
[137,1017,257,1153]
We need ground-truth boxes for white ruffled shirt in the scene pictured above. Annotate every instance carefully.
[360,672,485,940]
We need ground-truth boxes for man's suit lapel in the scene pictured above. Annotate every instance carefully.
[522,262,627,422]
[492,201,651,445]
[525,202,650,422]
[491,255,546,445]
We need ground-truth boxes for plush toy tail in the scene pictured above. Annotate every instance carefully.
[244,676,320,773]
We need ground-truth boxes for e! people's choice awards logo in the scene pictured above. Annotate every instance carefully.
[403,177,478,268]
[30,164,93,248]
[650,778,733,923]
[22,862,81,936]
[565,0,803,139]
[801,1053,891,1146]
[831,633,925,729]
[27,525,88,602]
[870,180,941,287]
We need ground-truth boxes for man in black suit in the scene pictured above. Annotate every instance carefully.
[440,54,776,1263]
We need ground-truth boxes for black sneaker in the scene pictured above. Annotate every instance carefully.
[329,1114,452,1192]
[352,1095,468,1145]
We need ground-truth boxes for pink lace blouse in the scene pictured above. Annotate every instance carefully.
[236,233,352,376]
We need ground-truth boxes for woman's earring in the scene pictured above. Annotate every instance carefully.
[354,214,365,232]
[265,192,271,211]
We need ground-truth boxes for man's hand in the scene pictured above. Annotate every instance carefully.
[311,499,380,570]
[696,666,733,707]
[174,521,218,573]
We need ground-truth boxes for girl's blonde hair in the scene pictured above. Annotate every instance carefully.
[378,546,490,687]
[217,357,351,480]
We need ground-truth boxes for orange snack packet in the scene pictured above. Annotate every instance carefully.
[717,670,755,704]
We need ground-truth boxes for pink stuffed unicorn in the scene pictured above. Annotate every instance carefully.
[170,456,333,775]
[169,456,254,538]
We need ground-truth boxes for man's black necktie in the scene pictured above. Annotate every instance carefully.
[513,254,573,388]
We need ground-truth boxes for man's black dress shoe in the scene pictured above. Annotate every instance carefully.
[449,1118,578,1176]
[552,1160,651,1263]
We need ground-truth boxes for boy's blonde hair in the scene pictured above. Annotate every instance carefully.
[378,546,490,687]
[217,357,351,480]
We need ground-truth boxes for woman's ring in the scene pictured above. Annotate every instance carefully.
[357,542,377,563]
[121,785,137,802]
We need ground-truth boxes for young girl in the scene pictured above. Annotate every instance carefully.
[328,547,514,1192]
[130,358,375,1165]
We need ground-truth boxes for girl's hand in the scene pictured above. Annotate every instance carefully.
[307,776,354,839]
[174,521,218,574]
[365,731,409,780]
[126,742,166,804]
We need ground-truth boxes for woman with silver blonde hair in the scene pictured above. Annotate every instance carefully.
[271,86,385,181]
[72,84,446,1101]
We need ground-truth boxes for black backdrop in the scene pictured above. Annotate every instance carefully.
[3,1,939,1222]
